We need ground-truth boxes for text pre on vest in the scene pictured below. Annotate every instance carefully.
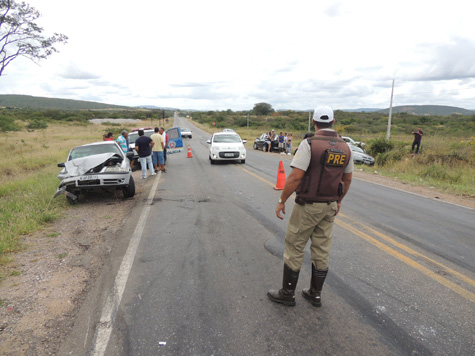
[324,149,347,167]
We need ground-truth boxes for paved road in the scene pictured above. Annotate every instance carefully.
[62,117,475,355]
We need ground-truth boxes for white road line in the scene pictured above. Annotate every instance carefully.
[90,175,161,355]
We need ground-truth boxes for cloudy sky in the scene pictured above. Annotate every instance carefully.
[2,0,475,111]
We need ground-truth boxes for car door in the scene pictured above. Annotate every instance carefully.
[166,127,184,154]
[257,134,265,149]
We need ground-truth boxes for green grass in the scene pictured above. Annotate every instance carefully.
[0,169,67,257]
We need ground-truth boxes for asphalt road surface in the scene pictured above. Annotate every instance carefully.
[61,117,475,356]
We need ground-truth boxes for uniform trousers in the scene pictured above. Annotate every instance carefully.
[283,201,338,271]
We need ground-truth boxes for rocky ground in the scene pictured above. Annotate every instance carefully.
[0,170,473,356]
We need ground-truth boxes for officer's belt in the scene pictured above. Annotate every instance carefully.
[295,196,337,206]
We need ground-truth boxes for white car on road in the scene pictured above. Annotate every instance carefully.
[207,132,247,164]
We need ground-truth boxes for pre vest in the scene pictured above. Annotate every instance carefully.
[296,130,351,202]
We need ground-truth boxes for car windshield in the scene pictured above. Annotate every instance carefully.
[129,131,154,143]
[213,134,241,143]
[69,143,122,160]
[181,128,190,132]
[350,145,364,153]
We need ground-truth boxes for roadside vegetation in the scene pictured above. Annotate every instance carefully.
[0,108,172,269]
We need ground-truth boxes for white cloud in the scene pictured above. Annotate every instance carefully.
[2,0,475,110]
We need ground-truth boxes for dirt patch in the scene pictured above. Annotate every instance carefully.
[0,171,147,356]
[0,169,473,356]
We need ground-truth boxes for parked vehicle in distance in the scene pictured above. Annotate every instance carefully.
[181,127,192,138]
[222,128,236,133]
[253,133,279,152]
[348,144,374,166]
[55,141,135,204]
[207,132,247,164]
[342,136,365,148]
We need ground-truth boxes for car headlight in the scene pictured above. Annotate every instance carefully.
[104,166,128,172]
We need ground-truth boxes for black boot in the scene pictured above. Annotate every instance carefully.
[302,264,328,307]
[267,264,300,306]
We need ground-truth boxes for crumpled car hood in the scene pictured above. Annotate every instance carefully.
[62,152,119,178]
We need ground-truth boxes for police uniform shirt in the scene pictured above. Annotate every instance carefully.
[291,129,354,174]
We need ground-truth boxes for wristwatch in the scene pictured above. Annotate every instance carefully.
[278,198,285,204]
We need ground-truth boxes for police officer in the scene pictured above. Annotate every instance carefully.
[268,105,353,307]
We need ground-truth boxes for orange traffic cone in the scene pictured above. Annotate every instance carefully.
[187,145,193,158]
[273,160,286,190]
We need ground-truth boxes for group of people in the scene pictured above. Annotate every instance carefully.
[109,128,169,179]
[265,129,293,155]
[133,127,169,179]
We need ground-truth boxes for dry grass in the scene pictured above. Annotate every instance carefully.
[0,120,164,264]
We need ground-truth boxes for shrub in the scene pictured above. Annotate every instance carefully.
[27,119,48,129]
[0,115,21,132]
[367,137,394,156]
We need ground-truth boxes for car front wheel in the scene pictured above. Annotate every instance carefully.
[253,143,258,150]
[123,176,135,198]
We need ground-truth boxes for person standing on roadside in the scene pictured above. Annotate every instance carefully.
[103,132,114,141]
[151,127,166,173]
[117,130,134,169]
[287,132,293,155]
[269,129,276,153]
[159,127,169,167]
[268,105,353,307]
[278,132,285,154]
[411,127,424,154]
[135,130,155,179]
[116,130,129,154]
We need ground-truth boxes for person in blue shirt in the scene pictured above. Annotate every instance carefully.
[278,132,285,154]
[116,130,129,154]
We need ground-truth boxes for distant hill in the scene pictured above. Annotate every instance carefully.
[138,105,179,110]
[342,108,382,113]
[0,94,134,110]
[379,105,475,116]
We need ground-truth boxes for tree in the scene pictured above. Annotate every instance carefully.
[253,102,274,116]
[0,0,68,76]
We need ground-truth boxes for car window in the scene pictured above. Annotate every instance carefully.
[69,144,122,160]
[128,132,138,142]
[129,131,153,143]
[213,134,241,143]
[350,146,364,153]
[167,128,180,140]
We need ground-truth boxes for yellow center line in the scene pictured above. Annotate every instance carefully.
[240,166,276,188]
[240,166,475,303]
[339,213,475,289]
[336,219,475,303]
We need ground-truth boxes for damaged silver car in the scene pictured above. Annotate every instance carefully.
[55,141,135,204]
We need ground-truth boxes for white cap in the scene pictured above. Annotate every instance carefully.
[313,105,334,123]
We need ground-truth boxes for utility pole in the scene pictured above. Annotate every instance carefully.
[386,79,395,141]
[308,110,312,132]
